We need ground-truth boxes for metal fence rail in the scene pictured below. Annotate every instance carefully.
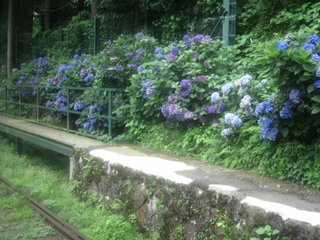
[0,85,123,138]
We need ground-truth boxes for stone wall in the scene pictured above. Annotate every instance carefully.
[72,152,320,240]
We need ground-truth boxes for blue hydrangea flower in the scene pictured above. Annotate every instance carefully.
[155,47,162,53]
[314,80,320,90]
[279,102,293,119]
[84,73,94,82]
[304,43,316,52]
[166,53,176,62]
[171,47,179,56]
[255,99,274,115]
[221,83,233,95]
[258,118,278,141]
[156,54,164,60]
[277,41,289,50]
[193,53,199,60]
[231,115,242,127]
[137,65,145,72]
[142,80,155,99]
[316,67,320,78]
[74,101,84,111]
[308,34,320,44]
[221,128,233,138]
[312,54,320,61]
[210,92,221,103]
[83,122,90,130]
[289,89,301,104]
[45,100,53,108]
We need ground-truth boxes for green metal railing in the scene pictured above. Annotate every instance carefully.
[0,85,124,138]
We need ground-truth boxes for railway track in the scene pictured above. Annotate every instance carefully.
[0,175,89,240]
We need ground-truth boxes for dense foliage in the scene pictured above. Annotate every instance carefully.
[2,0,320,189]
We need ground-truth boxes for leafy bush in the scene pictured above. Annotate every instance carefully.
[254,30,320,142]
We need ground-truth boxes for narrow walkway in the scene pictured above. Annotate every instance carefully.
[0,115,319,229]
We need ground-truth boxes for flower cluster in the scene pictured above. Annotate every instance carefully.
[258,118,279,141]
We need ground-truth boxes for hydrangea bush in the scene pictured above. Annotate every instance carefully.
[254,30,320,142]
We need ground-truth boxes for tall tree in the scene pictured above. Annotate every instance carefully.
[7,0,15,76]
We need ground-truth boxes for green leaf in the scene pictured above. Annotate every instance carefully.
[307,84,315,94]
[311,105,320,114]
[281,128,289,137]
[256,227,265,235]
[311,95,320,103]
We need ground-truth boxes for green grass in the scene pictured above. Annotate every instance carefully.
[0,137,147,240]
[0,183,57,240]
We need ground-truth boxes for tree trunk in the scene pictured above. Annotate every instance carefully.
[44,0,51,31]
[91,0,98,17]
[7,0,15,77]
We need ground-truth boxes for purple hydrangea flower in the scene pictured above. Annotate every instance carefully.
[80,68,87,77]
[197,75,206,82]
[114,64,123,72]
[184,111,194,120]
[204,105,216,114]
[166,53,176,62]
[183,35,191,47]
[204,60,209,68]
[161,103,181,119]
[180,79,192,97]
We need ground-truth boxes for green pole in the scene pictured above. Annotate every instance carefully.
[36,86,39,121]
[108,90,112,137]
[222,0,236,46]
[67,88,70,130]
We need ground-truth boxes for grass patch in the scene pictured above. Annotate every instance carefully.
[0,137,147,240]
[0,183,57,240]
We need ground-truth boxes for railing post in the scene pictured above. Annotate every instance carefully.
[222,0,236,46]
[67,87,70,130]
[36,86,39,122]
[108,90,112,137]
[5,86,8,114]
[18,86,21,117]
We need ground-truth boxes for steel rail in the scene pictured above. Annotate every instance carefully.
[0,175,90,240]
